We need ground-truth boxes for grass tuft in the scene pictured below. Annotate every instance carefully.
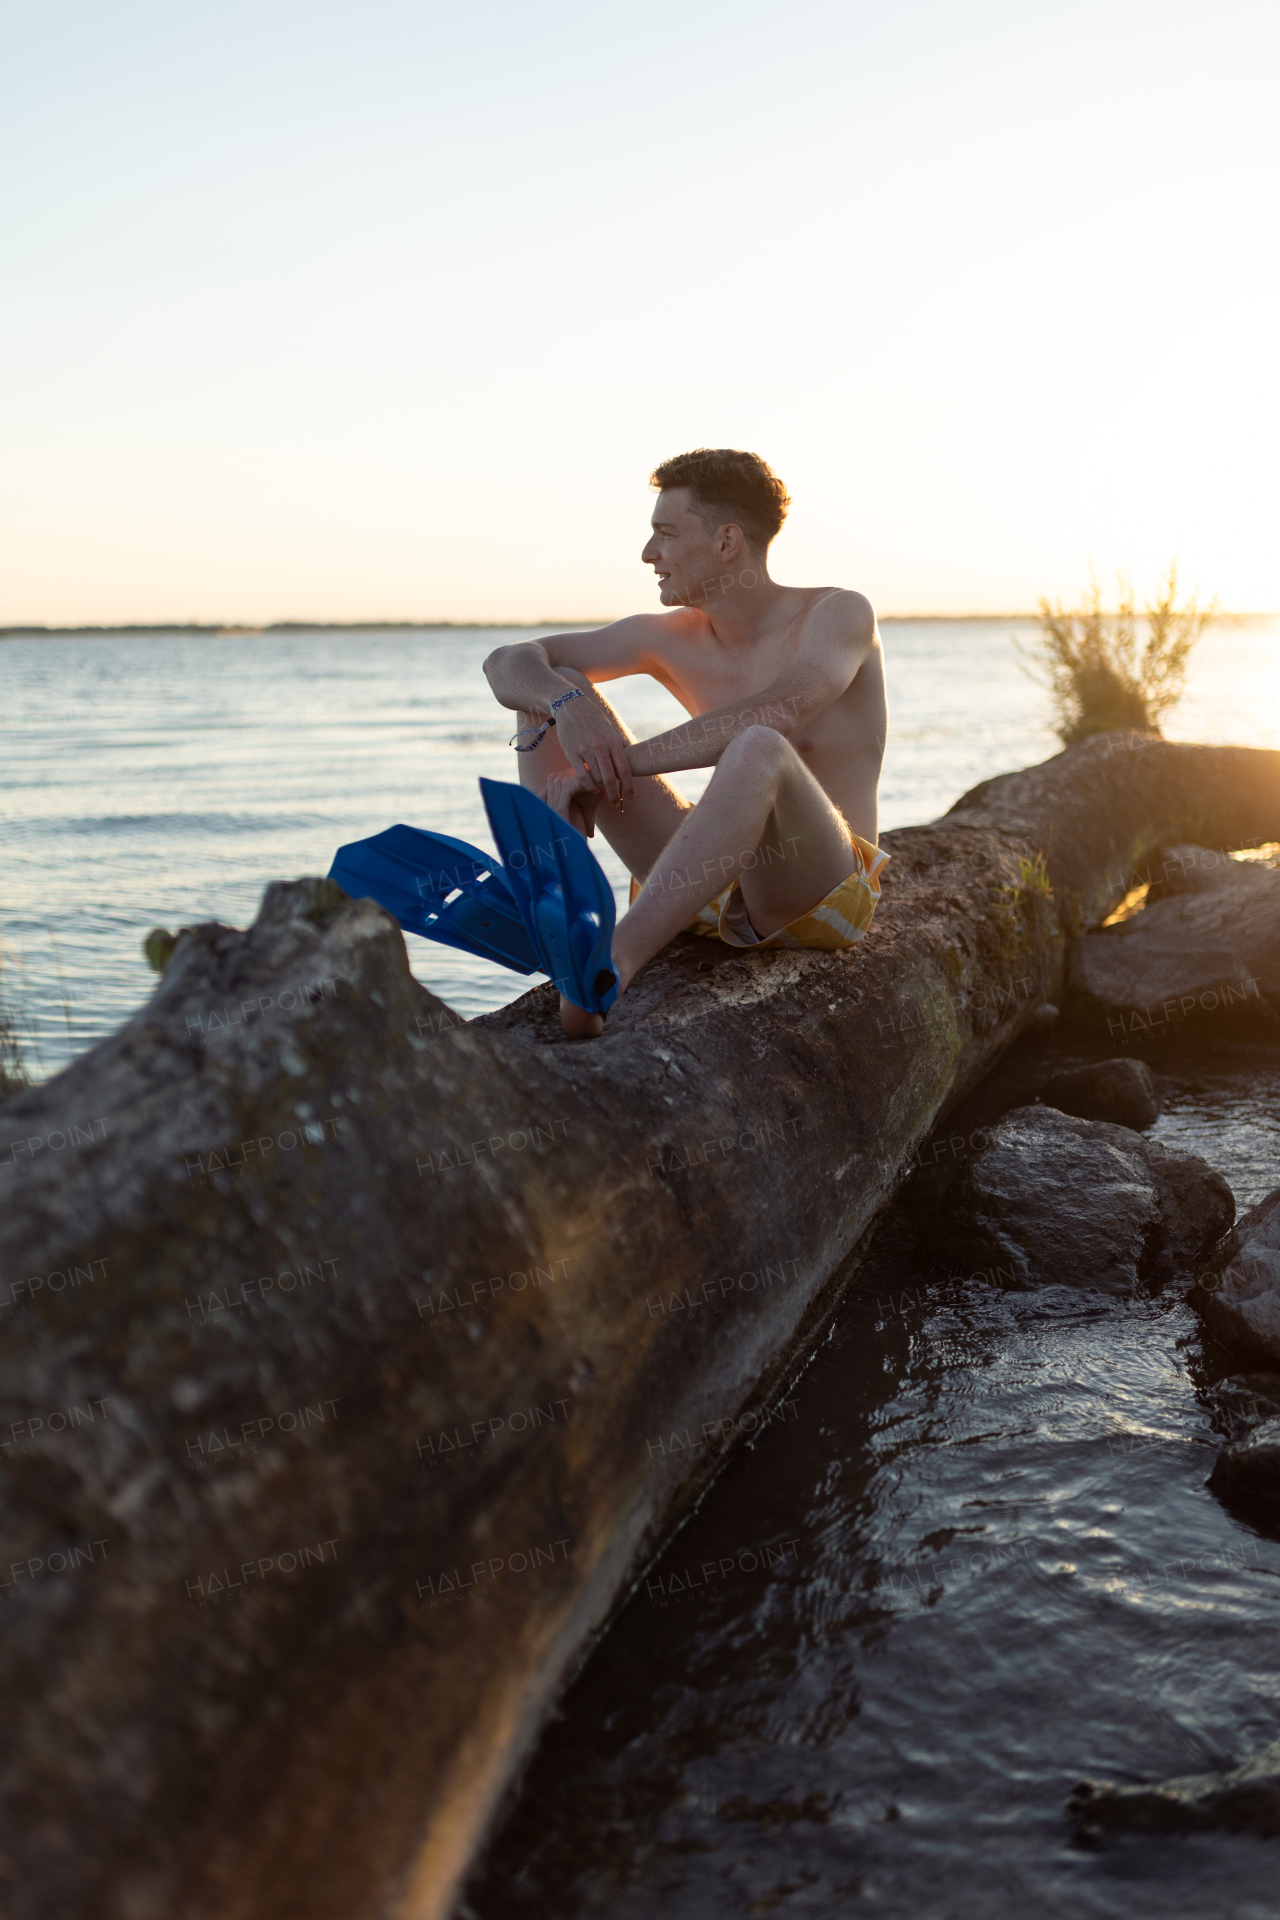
[1018,565,1217,745]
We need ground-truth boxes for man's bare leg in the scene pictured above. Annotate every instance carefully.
[513,671,689,882]
[613,722,856,981]
[552,725,859,1037]
[512,673,692,1034]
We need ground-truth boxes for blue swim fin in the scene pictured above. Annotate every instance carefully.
[328,824,541,974]
[479,779,619,1014]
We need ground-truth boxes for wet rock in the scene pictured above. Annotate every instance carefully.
[1040,1057,1162,1129]
[1208,1416,1280,1524]
[1201,1187,1280,1363]
[1068,853,1280,1040]
[944,1106,1233,1295]
[1069,1739,1280,1840]
[1209,1372,1280,1442]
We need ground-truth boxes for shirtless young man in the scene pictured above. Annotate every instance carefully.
[482,448,888,1037]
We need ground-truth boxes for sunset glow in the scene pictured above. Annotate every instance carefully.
[2,0,1277,624]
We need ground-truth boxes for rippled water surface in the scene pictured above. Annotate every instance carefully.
[2,618,1277,1078]
[469,1033,1280,1919]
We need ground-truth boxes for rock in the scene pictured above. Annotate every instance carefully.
[1,735,1279,1920]
[1209,1371,1280,1442]
[1040,1057,1162,1129]
[1068,853,1280,1041]
[1208,1416,1280,1524]
[1069,1739,1280,1840]
[1201,1187,1280,1363]
[1146,842,1273,902]
[943,1106,1233,1295]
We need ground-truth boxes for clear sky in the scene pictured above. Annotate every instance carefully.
[3,0,1277,625]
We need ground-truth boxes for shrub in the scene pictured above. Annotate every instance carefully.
[1020,565,1217,745]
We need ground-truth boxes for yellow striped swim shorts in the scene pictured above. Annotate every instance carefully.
[629,832,888,952]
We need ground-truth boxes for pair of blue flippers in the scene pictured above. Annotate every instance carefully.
[327,779,618,1015]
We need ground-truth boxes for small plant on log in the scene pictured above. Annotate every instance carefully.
[1020,566,1217,745]
[995,854,1052,914]
[994,854,1053,958]
[144,928,180,975]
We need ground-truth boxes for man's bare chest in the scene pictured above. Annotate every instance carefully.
[652,647,795,720]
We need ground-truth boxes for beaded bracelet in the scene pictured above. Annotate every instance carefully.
[510,685,586,752]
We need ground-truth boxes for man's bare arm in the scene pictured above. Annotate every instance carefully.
[483,617,664,804]
[483,617,662,711]
[627,592,876,777]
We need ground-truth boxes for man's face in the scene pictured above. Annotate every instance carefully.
[641,488,724,606]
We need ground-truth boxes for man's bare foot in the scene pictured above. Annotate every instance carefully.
[557,955,634,1038]
[559,996,604,1038]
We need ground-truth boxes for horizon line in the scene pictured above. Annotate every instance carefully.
[3,611,1275,638]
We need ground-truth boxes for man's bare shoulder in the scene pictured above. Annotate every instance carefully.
[630,606,710,653]
[803,586,876,634]
[792,589,878,669]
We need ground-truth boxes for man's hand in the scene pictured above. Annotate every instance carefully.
[553,694,635,807]
[544,768,606,840]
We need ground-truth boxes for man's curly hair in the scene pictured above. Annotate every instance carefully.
[650,448,790,553]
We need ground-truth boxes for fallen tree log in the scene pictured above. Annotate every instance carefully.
[1,735,1278,1920]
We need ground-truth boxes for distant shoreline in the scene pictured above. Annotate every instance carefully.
[1,612,1273,638]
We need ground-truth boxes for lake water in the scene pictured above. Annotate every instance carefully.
[2,618,1278,1081]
